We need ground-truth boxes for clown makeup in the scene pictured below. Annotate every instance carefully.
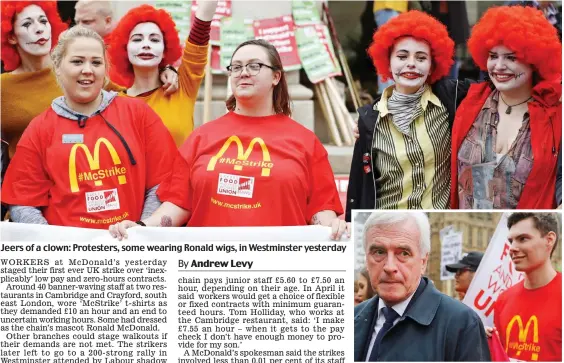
[127,22,164,69]
[487,45,533,94]
[389,37,432,94]
[11,5,52,58]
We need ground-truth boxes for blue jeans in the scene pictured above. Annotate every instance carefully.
[375,9,400,93]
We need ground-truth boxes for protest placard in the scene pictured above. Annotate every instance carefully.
[254,16,302,71]
[292,0,321,25]
[295,26,335,83]
[440,229,463,281]
[220,18,255,70]
[462,214,525,327]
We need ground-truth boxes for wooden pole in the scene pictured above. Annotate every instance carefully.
[323,79,353,145]
[325,77,356,141]
[322,2,362,110]
[315,83,342,147]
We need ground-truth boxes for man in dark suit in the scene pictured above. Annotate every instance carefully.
[354,212,490,361]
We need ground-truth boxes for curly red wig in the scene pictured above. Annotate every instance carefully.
[107,4,182,88]
[1,1,67,71]
[367,10,454,84]
[468,6,561,82]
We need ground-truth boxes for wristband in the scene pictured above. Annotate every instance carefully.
[159,65,178,75]
[135,221,146,227]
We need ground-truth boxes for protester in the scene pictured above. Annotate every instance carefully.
[109,39,347,239]
[74,0,113,40]
[488,213,562,361]
[1,26,179,229]
[107,1,217,147]
[445,251,484,300]
[0,1,152,160]
[354,212,490,361]
[346,10,472,217]
[451,6,562,209]
[1,1,68,158]
[355,268,375,305]
[75,0,178,96]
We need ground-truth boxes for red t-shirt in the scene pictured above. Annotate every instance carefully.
[157,112,343,226]
[494,272,562,362]
[2,97,178,229]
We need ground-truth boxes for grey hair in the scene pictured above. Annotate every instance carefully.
[362,212,431,256]
[50,26,108,87]
[75,1,114,18]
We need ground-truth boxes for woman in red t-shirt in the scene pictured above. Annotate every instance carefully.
[109,39,348,239]
[1,26,179,229]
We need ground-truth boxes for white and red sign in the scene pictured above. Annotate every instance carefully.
[463,213,525,327]
[254,15,302,71]
[217,173,255,199]
[85,188,120,213]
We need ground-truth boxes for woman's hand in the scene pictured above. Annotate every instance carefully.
[160,67,179,96]
[329,218,351,241]
[196,0,219,21]
[109,220,139,241]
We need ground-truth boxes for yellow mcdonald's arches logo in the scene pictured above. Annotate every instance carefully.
[207,136,272,177]
[506,315,539,361]
[68,137,127,193]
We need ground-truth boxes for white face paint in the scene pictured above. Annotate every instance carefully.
[389,37,432,94]
[487,45,533,93]
[12,5,52,58]
[127,22,164,69]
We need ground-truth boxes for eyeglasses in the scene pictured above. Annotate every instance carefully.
[226,62,277,77]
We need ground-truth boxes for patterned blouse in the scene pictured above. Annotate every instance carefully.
[457,90,533,209]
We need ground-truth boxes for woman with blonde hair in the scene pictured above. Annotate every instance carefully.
[0,1,177,159]
[2,26,179,228]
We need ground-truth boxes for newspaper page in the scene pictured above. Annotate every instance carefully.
[0,224,352,363]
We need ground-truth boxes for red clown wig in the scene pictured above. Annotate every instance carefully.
[1,1,67,71]
[367,10,454,84]
[108,4,182,88]
[468,6,562,82]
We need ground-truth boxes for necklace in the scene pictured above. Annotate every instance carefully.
[500,94,532,115]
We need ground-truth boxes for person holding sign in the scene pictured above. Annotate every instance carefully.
[446,251,484,300]
[451,6,562,209]
[487,213,561,361]
[354,212,490,361]
[346,10,472,215]
[107,1,218,147]
[1,26,178,229]
[109,39,348,240]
